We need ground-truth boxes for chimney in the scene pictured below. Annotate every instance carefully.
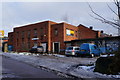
[101,30,104,33]
[89,26,93,30]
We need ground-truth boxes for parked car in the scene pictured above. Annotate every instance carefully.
[29,46,44,53]
[65,46,80,56]
[78,43,101,57]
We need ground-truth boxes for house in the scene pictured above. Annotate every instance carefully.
[8,20,107,53]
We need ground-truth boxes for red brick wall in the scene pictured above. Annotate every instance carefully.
[51,23,64,51]
[47,21,57,52]
[64,23,78,41]
[8,32,14,48]
[51,23,79,51]
[11,21,57,52]
[78,25,98,39]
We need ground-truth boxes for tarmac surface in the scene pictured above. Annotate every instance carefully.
[2,55,61,78]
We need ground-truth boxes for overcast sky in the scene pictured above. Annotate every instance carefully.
[1,1,118,36]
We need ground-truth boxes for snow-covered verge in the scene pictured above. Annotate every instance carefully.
[1,52,120,78]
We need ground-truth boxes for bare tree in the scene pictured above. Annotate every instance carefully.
[88,0,120,36]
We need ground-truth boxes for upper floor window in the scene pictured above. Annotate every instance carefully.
[66,29,74,36]
[76,31,78,37]
[40,28,44,35]
[28,30,30,39]
[16,32,19,39]
[10,35,13,42]
[34,29,37,38]
[54,29,58,36]
[21,31,24,39]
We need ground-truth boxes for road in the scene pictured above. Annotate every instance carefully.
[2,55,62,78]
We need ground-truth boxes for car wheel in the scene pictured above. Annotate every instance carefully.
[75,53,78,57]
[91,53,95,58]
[66,55,69,57]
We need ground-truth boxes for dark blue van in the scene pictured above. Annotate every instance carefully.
[79,43,101,57]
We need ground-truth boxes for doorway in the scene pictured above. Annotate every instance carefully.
[53,42,60,53]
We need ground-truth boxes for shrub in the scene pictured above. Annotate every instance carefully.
[94,49,120,74]
[94,57,113,74]
[108,50,120,74]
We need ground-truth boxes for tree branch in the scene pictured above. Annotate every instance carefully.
[88,2,120,28]
[89,14,120,29]
[107,3,118,16]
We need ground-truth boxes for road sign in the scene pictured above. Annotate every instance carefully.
[0,30,4,37]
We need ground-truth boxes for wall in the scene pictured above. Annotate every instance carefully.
[78,24,98,39]
[64,23,78,41]
[51,23,64,51]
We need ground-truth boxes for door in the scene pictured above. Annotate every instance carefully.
[91,45,100,55]
[53,42,60,53]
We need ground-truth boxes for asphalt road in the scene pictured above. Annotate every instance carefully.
[2,56,62,78]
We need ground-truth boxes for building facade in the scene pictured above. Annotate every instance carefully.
[8,20,105,53]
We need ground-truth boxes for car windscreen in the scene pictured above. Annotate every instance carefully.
[66,47,73,50]
[75,48,80,50]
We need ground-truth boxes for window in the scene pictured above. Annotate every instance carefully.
[10,35,13,42]
[16,32,19,39]
[17,39,19,46]
[21,31,24,39]
[66,47,73,50]
[66,29,74,36]
[94,46,97,49]
[40,28,44,40]
[40,35,44,40]
[91,45,97,49]
[22,38,24,42]
[28,42,30,49]
[75,48,80,50]
[34,29,37,38]
[76,31,78,37]
[28,30,30,39]
[40,28,44,35]
[54,29,58,36]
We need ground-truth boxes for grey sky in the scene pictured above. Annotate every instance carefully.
[1,2,118,36]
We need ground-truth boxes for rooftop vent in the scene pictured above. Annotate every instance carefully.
[89,26,93,30]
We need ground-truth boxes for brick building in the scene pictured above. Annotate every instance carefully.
[8,20,106,53]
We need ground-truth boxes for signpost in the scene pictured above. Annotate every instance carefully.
[0,30,4,37]
[0,30,4,50]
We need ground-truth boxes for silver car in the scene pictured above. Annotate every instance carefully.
[65,46,80,56]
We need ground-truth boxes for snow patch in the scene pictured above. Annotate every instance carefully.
[100,54,115,57]
[78,65,95,71]
[53,54,66,58]
[100,55,108,57]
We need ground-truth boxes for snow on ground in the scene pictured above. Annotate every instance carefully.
[100,54,115,57]
[52,54,66,58]
[1,52,120,78]
[78,65,95,72]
